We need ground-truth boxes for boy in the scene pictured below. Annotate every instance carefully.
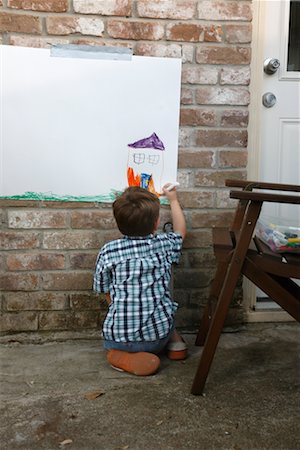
[93,184,187,376]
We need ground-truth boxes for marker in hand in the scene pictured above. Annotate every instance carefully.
[164,182,180,191]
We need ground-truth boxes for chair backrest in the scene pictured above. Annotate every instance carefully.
[225,179,300,235]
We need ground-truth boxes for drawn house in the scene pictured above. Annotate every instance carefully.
[127,132,165,196]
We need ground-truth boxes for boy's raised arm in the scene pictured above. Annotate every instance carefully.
[162,184,186,239]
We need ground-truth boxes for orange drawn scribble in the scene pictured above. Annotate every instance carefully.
[127,167,140,187]
[147,177,158,195]
[127,167,160,197]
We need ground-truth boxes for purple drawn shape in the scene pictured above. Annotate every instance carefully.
[128,132,165,151]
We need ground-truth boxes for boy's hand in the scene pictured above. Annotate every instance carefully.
[162,183,178,201]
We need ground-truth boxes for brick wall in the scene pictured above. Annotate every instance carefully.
[0,0,250,336]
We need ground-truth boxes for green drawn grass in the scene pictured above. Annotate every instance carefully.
[0,191,169,204]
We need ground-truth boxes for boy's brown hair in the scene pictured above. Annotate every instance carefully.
[113,187,160,236]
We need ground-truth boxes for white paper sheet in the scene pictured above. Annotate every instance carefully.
[0,45,181,201]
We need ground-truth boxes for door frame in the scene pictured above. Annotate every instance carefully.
[244,0,295,322]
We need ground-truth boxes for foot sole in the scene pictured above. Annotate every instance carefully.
[107,350,160,376]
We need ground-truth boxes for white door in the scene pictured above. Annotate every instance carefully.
[259,0,300,222]
[246,0,300,319]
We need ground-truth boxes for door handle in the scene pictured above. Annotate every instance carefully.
[262,92,277,108]
[263,58,280,74]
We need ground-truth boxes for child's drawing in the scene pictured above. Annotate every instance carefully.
[127,132,165,196]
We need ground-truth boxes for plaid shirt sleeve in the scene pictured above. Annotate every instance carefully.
[164,232,183,264]
[93,250,111,293]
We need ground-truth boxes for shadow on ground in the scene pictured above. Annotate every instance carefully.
[1,323,299,450]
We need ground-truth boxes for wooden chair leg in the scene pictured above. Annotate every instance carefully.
[191,202,262,395]
[191,269,241,395]
[194,299,214,347]
[195,261,229,346]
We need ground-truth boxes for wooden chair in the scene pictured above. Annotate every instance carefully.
[191,180,300,395]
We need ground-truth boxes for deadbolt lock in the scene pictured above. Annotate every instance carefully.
[262,92,277,108]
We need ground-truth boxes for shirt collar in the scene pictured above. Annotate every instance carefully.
[124,234,154,240]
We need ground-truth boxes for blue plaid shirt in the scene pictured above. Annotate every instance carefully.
[93,232,183,343]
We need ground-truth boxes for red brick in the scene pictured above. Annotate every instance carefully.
[71,211,115,229]
[137,1,196,20]
[135,42,182,58]
[203,25,223,42]
[178,191,214,208]
[4,292,68,311]
[174,305,202,328]
[183,230,212,248]
[38,311,67,330]
[215,189,239,208]
[101,230,122,243]
[8,210,68,228]
[70,310,104,329]
[72,38,131,48]
[190,210,235,228]
[6,253,65,271]
[178,128,197,147]
[0,12,42,34]
[157,210,173,229]
[178,150,214,168]
[198,1,252,21]
[181,45,194,63]
[69,293,101,310]
[196,46,251,65]
[188,249,216,268]
[9,35,70,47]
[0,254,4,271]
[46,16,104,36]
[220,110,249,128]
[180,88,194,105]
[0,273,39,291]
[135,42,195,62]
[180,108,217,126]
[182,65,218,85]
[0,199,111,209]
[38,310,99,330]
[172,288,189,306]
[1,231,40,250]
[166,23,203,42]
[73,0,132,16]
[196,130,248,148]
[220,67,250,85]
[42,272,93,290]
[194,170,247,187]
[69,252,98,269]
[8,0,68,12]
[188,289,211,308]
[225,24,252,43]
[196,86,250,106]
[107,19,164,40]
[174,269,212,288]
[218,150,248,168]
[0,199,39,207]
[43,231,101,249]
[0,312,38,332]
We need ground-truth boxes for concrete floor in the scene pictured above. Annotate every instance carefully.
[0,323,299,450]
